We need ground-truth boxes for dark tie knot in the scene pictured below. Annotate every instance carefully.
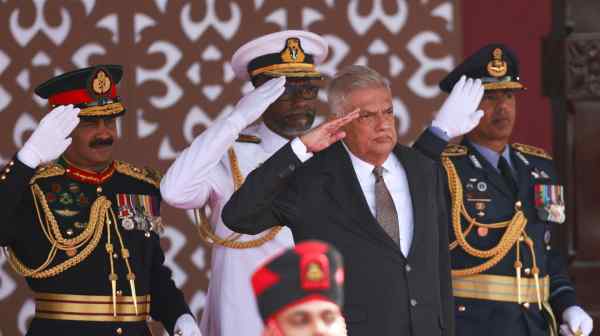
[373,166,384,182]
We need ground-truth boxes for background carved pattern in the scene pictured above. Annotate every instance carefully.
[0,1,461,334]
[566,34,600,100]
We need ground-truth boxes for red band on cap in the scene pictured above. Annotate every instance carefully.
[48,85,117,106]
[294,241,328,255]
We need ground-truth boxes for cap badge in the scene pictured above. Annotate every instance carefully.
[486,48,508,78]
[91,69,112,96]
[281,38,306,63]
[305,261,324,282]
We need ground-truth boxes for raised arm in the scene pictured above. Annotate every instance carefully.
[413,76,484,161]
[0,105,79,246]
[222,110,360,235]
[160,77,286,209]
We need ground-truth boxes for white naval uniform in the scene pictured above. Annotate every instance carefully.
[161,118,294,336]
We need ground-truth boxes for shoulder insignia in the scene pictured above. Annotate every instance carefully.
[442,144,468,157]
[236,134,261,144]
[30,163,65,184]
[114,161,162,188]
[512,143,552,160]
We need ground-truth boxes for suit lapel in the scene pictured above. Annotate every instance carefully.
[323,143,402,254]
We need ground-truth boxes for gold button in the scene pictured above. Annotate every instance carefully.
[524,268,531,275]
[458,305,466,312]
[66,229,74,236]
[96,186,103,193]
[4,167,10,173]
[515,201,522,208]
[8,161,14,166]
[523,302,530,308]
[1,175,6,180]
[144,232,151,238]
[113,253,118,259]
[116,327,123,334]
[116,290,123,296]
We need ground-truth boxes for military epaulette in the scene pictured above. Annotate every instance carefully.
[442,144,468,157]
[30,163,66,184]
[236,134,261,144]
[512,143,552,160]
[114,161,162,188]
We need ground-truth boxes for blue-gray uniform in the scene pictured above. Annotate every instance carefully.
[414,128,577,336]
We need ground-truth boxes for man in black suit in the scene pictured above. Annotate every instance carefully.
[222,65,454,336]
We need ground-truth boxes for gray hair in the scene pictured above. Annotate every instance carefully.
[327,65,391,117]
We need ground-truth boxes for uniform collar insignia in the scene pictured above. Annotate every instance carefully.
[515,151,530,166]
[61,157,115,185]
[469,154,483,169]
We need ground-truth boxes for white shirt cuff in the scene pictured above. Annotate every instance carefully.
[290,137,313,163]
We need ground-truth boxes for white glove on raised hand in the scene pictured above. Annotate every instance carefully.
[174,313,202,336]
[432,75,485,138]
[560,306,593,336]
[227,76,286,132]
[17,104,80,169]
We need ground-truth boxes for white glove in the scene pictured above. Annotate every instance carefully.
[173,313,202,336]
[17,104,80,168]
[227,76,286,131]
[560,306,593,336]
[432,75,485,138]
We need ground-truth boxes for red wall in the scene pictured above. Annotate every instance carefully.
[462,1,553,152]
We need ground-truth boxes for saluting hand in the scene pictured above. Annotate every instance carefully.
[17,104,80,168]
[299,109,360,153]
[228,76,286,131]
[432,75,484,138]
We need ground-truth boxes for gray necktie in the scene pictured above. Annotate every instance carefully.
[373,166,400,246]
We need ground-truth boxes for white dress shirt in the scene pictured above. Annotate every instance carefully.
[290,139,414,256]
[161,119,294,336]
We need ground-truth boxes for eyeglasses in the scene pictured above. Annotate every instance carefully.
[279,83,319,101]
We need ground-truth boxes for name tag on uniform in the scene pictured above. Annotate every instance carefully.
[534,184,565,224]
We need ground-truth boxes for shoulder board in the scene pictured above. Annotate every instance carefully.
[114,161,162,188]
[442,144,468,157]
[511,143,552,160]
[236,134,261,144]
[30,163,65,184]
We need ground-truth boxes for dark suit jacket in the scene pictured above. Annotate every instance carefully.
[222,141,454,336]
